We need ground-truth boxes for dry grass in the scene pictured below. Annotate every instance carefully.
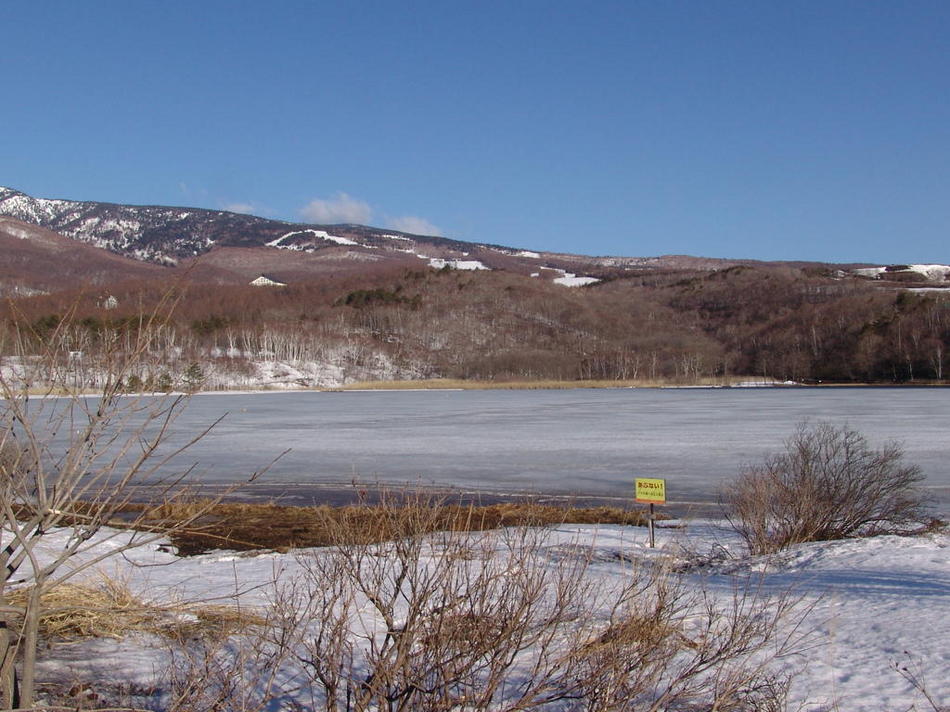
[5,576,263,642]
[127,498,652,555]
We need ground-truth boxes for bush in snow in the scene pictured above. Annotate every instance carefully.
[724,422,930,555]
[258,495,805,711]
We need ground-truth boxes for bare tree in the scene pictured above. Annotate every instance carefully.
[0,296,263,707]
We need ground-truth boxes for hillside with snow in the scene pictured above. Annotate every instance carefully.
[4,185,946,296]
[0,186,607,286]
[1,186,801,291]
[853,264,950,282]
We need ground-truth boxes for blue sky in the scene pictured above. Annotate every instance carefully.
[3,1,949,263]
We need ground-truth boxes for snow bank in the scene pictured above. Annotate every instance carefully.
[25,520,950,710]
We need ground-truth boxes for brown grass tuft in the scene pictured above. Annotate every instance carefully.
[6,576,263,642]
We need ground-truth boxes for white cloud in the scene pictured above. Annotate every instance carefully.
[300,192,373,224]
[223,202,256,214]
[388,215,442,236]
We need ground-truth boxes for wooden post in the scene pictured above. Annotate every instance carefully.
[648,502,655,548]
[635,478,665,550]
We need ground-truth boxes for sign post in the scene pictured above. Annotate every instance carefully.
[635,478,666,548]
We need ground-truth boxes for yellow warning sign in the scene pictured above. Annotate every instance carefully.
[635,478,666,504]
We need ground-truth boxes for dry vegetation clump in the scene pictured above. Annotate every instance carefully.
[4,576,263,643]
[5,579,153,641]
[136,498,651,555]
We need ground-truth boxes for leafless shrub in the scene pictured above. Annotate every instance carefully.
[163,633,291,712]
[893,652,948,712]
[561,578,804,712]
[263,496,807,711]
[724,422,929,555]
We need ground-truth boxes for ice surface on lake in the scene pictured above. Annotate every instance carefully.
[157,388,950,513]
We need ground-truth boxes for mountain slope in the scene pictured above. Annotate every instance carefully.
[0,216,168,295]
[6,186,941,291]
[0,186,743,282]
[0,186,507,265]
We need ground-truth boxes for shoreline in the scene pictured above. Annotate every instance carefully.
[18,377,950,398]
[218,378,949,394]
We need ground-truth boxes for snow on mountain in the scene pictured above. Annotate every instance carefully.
[554,274,600,287]
[0,187,530,270]
[266,229,360,251]
[853,264,950,281]
[427,257,490,270]
[1,219,34,240]
[0,215,167,294]
[0,186,259,263]
[0,186,783,283]
[549,268,601,287]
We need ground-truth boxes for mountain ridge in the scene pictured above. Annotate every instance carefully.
[0,186,512,266]
[2,186,945,291]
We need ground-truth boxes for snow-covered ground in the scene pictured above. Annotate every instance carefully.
[25,520,950,710]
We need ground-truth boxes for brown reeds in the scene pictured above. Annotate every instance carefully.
[127,498,651,555]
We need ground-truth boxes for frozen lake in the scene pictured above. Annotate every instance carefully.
[157,387,950,515]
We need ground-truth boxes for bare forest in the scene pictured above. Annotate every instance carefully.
[2,264,948,389]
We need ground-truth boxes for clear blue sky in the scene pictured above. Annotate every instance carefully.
[3,1,949,263]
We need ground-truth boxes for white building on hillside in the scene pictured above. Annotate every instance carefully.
[250,274,287,287]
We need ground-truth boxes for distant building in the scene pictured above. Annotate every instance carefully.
[250,274,287,287]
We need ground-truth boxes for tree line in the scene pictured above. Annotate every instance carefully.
[2,264,948,385]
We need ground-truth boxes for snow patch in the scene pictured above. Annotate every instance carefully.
[267,229,359,249]
[553,271,600,287]
[428,258,490,271]
[1,222,34,240]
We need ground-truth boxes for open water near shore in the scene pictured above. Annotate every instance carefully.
[146,387,950,516]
